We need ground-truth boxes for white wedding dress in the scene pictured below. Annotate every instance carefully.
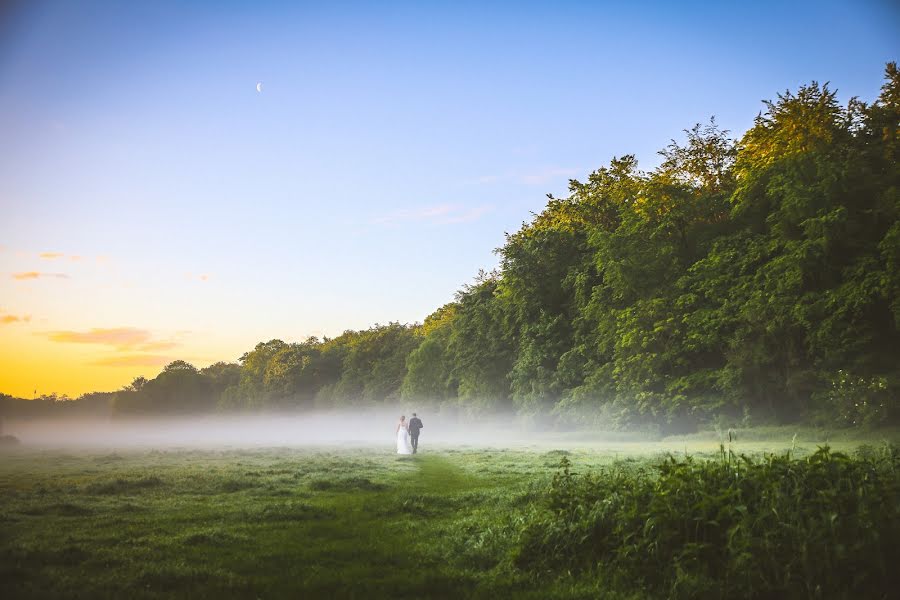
[396,424,413,454]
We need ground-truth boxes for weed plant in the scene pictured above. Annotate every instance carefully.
[513,445,900,599]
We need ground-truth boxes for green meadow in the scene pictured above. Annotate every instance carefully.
[1,429,898,599]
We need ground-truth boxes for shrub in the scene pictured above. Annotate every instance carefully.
[513,447,900,599]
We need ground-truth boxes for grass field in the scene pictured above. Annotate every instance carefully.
[1,428,898,599]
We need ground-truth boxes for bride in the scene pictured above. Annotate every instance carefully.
[396,415,413,455]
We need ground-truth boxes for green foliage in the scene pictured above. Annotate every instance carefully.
[316,323,421,407]
[446,272,517,414]
[514,446,900,599]
[186,325,417,413]
[402,304,459,402]
[113,361,216,415]
[473,64,898,429]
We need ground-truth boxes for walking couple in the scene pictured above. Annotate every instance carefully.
[396,413,423,454]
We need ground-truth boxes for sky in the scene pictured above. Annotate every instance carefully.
[0,0,897,398]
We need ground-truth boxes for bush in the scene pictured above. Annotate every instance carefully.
[513,447,900,599]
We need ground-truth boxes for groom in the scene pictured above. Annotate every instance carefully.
[408,413,423,453]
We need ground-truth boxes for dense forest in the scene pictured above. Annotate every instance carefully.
[3,65,899,432]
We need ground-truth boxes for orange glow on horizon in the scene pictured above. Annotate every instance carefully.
[0,326,238,399]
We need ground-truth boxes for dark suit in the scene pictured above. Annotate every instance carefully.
[408,417,423,453]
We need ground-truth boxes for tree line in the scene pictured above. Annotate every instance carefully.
[4,65,898,432]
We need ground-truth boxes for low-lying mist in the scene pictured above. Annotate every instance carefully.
[2,410,609,449]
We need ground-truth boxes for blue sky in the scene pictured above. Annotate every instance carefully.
[0,0,897,396]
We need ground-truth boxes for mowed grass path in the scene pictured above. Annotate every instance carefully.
[0,447,552,599]
[277,454,497,598]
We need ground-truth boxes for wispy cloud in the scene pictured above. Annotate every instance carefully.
[92,354,173,367]
[45,327,183,353]
[44,327,185,368]
[38,251,83,262]
[373,204,492,226]
[48,327,152,348]
[1,314,31,325]
[12,271,70,280]
[442,206,492,224]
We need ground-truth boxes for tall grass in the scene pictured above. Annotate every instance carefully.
[513,445,899,599]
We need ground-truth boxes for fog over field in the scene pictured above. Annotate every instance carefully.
[3,410,591,449]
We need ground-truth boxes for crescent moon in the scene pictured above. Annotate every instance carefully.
[256,82,263,93]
